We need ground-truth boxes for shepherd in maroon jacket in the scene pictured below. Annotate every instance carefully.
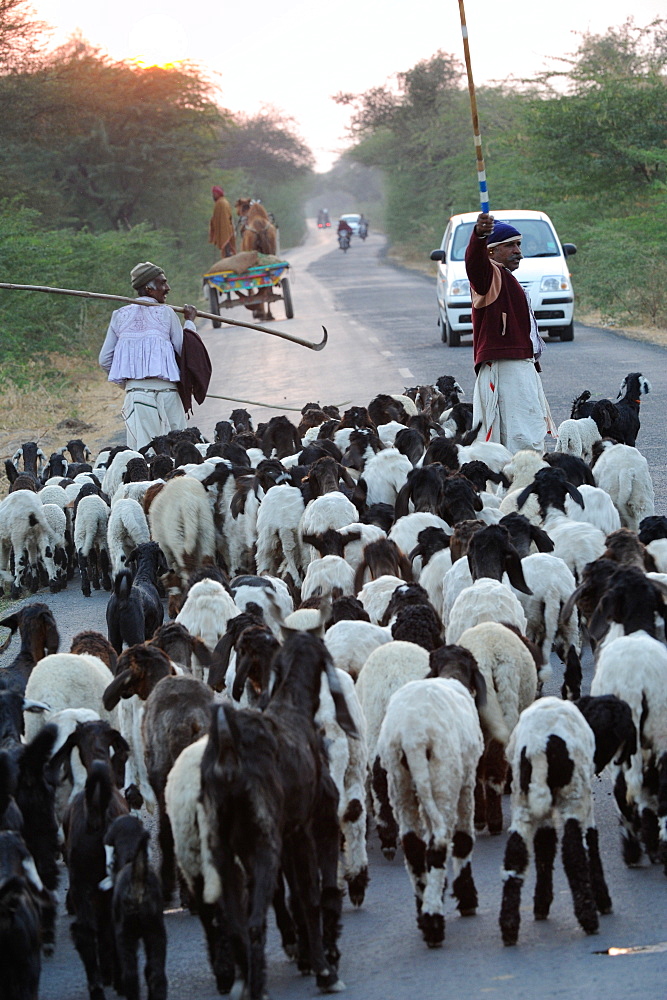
[465,214,555,453]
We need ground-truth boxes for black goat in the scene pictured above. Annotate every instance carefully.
[63,760,129,1000]
[0,829,53,1000]
[106,542,169,653]
[571,373,650,446]
[102,815,167,1000]
[0,603,60,694]
[395,464,447,519]
[200,628,356,999]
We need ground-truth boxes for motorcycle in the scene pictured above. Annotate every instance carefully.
[338,230,351,252]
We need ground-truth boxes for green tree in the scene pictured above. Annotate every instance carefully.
[529,18,667,190]
[0,38,226,230]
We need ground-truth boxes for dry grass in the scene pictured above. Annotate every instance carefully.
[0,354,124,498]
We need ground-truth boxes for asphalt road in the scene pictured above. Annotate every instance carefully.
[9,221,667,999]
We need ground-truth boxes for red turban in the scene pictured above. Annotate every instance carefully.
[212,185,224,199]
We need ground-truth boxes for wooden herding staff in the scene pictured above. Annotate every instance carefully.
[0,282,328,352]
[457,0,490,214]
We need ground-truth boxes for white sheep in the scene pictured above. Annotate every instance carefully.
[299,491,359,568]
[564,484,621,535]
[0,490,58,596]
[73,493,111,597]
[457,440,513,474]
[254,483,306,584]
[356,574,405,625]
[324,620,392,680]
[417,545,453,618]
[593,443,655,532]
[230,575,293,639]
[149,476,216,593]
[457,622,541,833]
[501,449,548,494]
[316,668,370,906]
[101,449,143,499]
[499,698,611,945]
[376,677,484,946]
[107,497,150,577]
[446,578,527,646]
[23,652,117,741]
[542,510,606,583]
[554,417,601,464]
[301,554,356,600]
[513,552,580,669]
[359,449,413,506]
[175,579,240,681]
[590,631,667,867]
[389,513,451,578]
[376,421,406,447]
[355,640,431,768]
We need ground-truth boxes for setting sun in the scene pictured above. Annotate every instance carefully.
[126,14,190,67]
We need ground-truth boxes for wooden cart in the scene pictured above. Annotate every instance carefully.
[202,257,294,329]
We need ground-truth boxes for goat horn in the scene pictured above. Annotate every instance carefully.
[0,283,329,352]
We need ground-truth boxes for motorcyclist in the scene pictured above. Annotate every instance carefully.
[337,218,353,235]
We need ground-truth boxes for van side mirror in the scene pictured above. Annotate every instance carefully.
[430,250,445,262]
[562,243,577,257]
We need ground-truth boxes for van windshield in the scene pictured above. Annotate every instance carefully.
[449,220,561,261]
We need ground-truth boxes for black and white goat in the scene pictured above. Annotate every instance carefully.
[106,542,169,654]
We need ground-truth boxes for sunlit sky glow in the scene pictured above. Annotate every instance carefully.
[30,0,666,171]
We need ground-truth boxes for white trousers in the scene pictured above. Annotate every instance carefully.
[122,377,187,451]
[472,359,556,454]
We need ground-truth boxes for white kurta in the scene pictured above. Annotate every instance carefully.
[472,359,556,454]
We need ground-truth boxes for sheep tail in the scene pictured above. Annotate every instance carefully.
[212,704,240,782]
[85,760,114,832]
[523,748,552,821]
[113,569,133,600]
[400,743,445,841]
[615,466,636,509]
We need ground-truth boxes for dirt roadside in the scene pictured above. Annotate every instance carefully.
[0,354,125,498]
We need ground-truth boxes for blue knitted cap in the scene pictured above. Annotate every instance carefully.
[487,222,522,248]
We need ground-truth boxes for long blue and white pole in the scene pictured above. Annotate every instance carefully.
[457,0,489,213]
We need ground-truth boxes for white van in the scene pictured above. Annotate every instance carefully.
[430,209,577,347]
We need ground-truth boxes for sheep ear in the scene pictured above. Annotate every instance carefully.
[103,669,135,710]
[565,482,585,508]
[48,728,80,775]
[588,592,618,642]
[394,481,412,520]
[207,632,236,691]
[0,613,19,653]
[190,636,213,667]
[337,464,356,489]
[530,524,554,552]
[408,541,422,561]
[515,482,536,510]
[505,549,532,595]
[22,698,51,714]
[231,654,252,702]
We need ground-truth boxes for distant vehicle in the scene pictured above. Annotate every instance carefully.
[338,230,351,252]
[358,218,368,240]
[317,208,331,228]
[430,209,577,347]
[339,213,361,235]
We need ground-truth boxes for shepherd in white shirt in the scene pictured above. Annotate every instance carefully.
[99,261,198,450]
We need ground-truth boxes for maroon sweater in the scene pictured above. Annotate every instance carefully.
[465,229,534,368]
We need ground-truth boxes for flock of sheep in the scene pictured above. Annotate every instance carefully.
[0,369,665,1000]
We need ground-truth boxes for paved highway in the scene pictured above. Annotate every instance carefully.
[14,221,667,998]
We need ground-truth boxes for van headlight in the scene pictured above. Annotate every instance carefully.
[448,278,470,296]
[540,275,571,292]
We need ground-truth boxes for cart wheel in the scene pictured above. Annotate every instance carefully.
[208,286,222,329]
[281,278,294,319]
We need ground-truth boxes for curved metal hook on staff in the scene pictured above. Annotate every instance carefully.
[0,282,329,352]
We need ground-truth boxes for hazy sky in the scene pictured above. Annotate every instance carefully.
[30,0,665,171]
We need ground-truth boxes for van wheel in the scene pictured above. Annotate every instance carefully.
[558,321,574,341]
[447,322,461,347]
